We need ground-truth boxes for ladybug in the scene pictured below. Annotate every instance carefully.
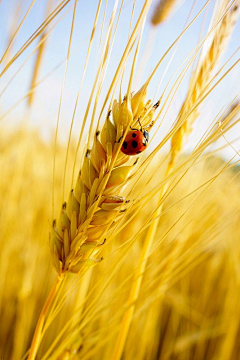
[121,129,149,156]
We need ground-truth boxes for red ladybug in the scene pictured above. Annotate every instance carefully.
[121,129,149,156]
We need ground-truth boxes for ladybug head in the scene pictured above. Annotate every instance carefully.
[143,129,149,142]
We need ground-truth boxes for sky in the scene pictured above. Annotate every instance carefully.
[0,0,239,160]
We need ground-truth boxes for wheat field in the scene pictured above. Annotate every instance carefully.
[0,1,240,359]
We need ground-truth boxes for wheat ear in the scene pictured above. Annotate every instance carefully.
[170,2,239,164]
[151,0,179,25]
[49,86,159,275]
[27,0,52,106]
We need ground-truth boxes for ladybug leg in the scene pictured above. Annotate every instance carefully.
[131,118,141,131]
[119,199,131,212]
[137,118,143,131]
[115,135,123,143]
[97,238,106,246]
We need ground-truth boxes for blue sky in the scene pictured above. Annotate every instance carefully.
[0,0,239,159]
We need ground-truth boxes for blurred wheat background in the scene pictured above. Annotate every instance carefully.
[0,1,240,360]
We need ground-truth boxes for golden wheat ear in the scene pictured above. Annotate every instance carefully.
[170,2,240,165]
[49,86,159,275]
[151,0,180,25]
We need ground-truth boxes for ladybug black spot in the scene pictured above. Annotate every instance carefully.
[123,141,128,149]
[132,140,138,148]
[132,133,137,138]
